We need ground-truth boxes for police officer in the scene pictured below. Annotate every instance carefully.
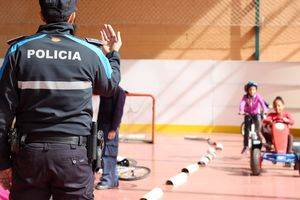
[0,0,122,199]
[96,87,126,190]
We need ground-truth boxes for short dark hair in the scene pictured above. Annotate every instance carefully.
[273,96,285,105]
[39,0,77,23]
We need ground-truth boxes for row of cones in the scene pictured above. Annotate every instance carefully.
[141,140,224,200]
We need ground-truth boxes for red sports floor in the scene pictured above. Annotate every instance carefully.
[95,134,300,200]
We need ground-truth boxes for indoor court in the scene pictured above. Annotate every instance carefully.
[96,134,300,200]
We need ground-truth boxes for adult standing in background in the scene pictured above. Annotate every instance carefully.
[96,87,126,190]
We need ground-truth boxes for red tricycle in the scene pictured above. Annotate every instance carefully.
[250,118,300,176]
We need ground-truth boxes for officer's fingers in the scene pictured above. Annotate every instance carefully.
[106,24,118,43]
[101,25,109,39]
[100,30,105,41]
[101,30,109,42]
[116,31,122,43]
[107,24,117,39]
[103,24,113,39]
[100,31,106,41]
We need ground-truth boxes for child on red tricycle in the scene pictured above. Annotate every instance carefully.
[262,96,294,153]
[250,96,300,176]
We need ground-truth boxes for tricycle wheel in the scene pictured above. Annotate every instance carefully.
[251,148,262,176]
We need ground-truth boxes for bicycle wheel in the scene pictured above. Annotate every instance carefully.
[127,158,138,166]
[118,166,151,181]
[241,122,245,136]
[117,157,138,167]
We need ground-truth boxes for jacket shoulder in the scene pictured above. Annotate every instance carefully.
[284,112,293,117]
[7,35,28,45]
[256,93,263,98]
[118,87,127,96]
[85,37,104,47]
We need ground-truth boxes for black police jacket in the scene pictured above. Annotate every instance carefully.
[0,22,121,169]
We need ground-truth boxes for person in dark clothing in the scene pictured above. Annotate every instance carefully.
[96,87,126,190]
[0,0,122,199]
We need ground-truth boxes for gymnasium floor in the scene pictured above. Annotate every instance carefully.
[95,134,300,200]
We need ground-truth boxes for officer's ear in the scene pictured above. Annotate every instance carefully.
[67,12,76,24]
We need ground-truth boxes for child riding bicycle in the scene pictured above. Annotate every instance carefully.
[239,81,268,154]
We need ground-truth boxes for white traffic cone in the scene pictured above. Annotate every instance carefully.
[216,143,224,151]
[209,151,217,159]
[166,173,188,187]
[198,156,210,166]
[141,188,164,200]
[205,153,214,161]
[182,163,200,174]
[207,147,216,154]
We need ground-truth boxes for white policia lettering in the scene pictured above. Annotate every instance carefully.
[27,49,82,61]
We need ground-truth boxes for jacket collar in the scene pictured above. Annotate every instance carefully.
[37,22,75,35]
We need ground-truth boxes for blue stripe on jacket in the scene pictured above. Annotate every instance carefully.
[64,34,112,79]
[0,34,47,80]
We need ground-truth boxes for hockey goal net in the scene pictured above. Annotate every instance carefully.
[119,92,156,143]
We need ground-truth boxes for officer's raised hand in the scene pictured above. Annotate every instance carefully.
[100,24,122,54]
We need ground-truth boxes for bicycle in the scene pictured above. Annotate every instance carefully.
[117,158,151,181]
[240,113,264,149]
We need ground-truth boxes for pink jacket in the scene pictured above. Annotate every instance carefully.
[239,93,268,115]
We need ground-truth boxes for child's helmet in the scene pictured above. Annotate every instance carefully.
[244,81,258,93]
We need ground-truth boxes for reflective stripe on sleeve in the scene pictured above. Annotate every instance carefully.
[18,81,92,90]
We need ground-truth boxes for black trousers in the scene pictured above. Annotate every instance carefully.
[10,143,94,200]
[244,114,261,147]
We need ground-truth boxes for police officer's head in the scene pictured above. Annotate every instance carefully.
[39,0,78,24]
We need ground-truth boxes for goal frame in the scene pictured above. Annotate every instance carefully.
[122,92,156,144]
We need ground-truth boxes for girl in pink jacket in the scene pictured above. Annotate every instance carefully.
[239,81,268,154]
